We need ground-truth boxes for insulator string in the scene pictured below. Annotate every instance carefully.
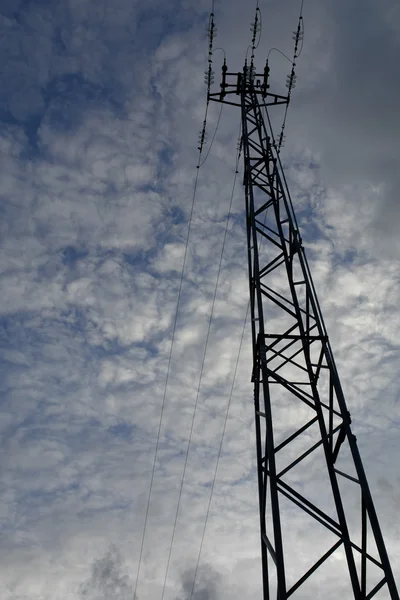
[277,0,305,153]
[198,6,217,157]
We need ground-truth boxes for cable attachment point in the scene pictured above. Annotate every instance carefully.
[243,61,253,85]
[286,70,297,89]
[277,132,286,152]
[292,14,304,60]
[250,7,261,36]
[236,136,243,171]
[219,58,227,100]
[207,16,217,41]
[205,11,217,96]
[292,30,304,42]
[249,7,261,68]
[204,68,215,86]
[262,60,270,98]
[250,20,261,36]
[207,13,217,64]
[198,124,207,152]
[206,24,218,42]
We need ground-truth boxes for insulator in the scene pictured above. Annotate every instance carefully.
[204,70,215,85]
[207,25,217,39]
[286,73,297,88]
[245,63,256,81]
[250,21,261,33]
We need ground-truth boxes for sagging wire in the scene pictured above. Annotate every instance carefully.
[161,124,242,600]
[134,5,218,600]
[267,47,292,63]
[188,122,243,600]
[277,0,305,153]
[133,128,203,600]
[189,112,276,600]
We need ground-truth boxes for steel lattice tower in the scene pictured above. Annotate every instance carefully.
[207,49,399,600]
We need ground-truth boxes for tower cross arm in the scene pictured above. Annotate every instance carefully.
[210,62,289,105]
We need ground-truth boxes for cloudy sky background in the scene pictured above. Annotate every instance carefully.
[0,0,399,598]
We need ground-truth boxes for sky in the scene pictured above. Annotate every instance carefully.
[0,0,399,599]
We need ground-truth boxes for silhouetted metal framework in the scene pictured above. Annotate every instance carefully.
[210,63,399,599]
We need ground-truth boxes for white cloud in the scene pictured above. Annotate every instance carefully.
[0,0,399,598]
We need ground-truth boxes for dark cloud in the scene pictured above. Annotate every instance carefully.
[287,0,400,250]
[79,545,134,600]
[178,564,221,600]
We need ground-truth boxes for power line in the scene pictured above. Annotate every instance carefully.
[133,131,209,600]
[133,5,218,597]
[160,126,242,600]
[189,147,273,600]
[189,299,250,600]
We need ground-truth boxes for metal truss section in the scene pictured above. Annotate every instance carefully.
[211,68,399,599]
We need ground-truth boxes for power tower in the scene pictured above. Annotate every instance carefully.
[204,6,399,600]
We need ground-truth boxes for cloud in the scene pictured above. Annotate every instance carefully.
[177,564,221,600]
[79,545,134,600]
[0,0,399,599]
